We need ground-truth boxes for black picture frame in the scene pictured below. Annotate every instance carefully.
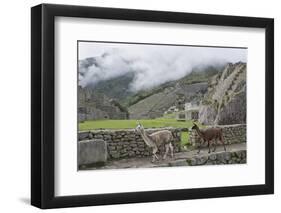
[31,3,274,209]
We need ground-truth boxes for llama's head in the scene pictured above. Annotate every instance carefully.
[191,122,198,130]
[134,121,144,134]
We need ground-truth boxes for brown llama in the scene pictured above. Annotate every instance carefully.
[191,122,226,154]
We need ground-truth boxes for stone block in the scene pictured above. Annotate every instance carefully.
[88,132,93,139]
[240,158,247,164]
[128,151,135,157]
[111,153,120,159]
[78,131,90,141]
[169,159,189,167]
[196,156,208,165]
[209,154,217,161]
[189,158,197,166]
[108,146,116,151]
[78,139,107,166]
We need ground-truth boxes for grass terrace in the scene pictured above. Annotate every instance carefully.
[79,118,204,146]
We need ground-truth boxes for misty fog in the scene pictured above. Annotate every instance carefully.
[78,42,247,92]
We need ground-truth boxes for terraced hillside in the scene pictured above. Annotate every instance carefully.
[199,62,246,125]
[129,82,207,119]
[127,65,223,119]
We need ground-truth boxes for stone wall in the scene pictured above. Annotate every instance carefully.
[189,124,246,146]
[169,149,246,167]
[78,128,182,159]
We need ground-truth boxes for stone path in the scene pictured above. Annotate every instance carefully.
[80,143,246,170]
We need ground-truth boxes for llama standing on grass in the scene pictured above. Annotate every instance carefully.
[135,122,174,162]
[191,122,226,154]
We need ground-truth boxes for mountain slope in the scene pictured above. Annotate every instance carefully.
[79,55,224,119]
[127,65,223,119]
[199,62,246,125]
[128,82,208,119]
[91,72,135,102]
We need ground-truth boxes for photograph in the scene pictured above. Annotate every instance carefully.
[29,3,274,209]
[77,41,247,170]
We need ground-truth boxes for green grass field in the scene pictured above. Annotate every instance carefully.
[180,131,189,146]
[79,118,197,146]
[79,118,193,130]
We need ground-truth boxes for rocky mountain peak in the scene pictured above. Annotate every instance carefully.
[199,62,246,125]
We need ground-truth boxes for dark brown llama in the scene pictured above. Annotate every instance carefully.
[191,123,226,154]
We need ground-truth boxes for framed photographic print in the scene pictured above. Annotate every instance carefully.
[31,3,274,209]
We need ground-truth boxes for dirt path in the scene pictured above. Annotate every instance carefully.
[80,143,246,170]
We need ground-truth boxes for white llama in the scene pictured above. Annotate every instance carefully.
[135,122,174,162]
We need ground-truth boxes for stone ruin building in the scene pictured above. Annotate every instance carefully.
[176,101,199,121]
[78,86,129,122]
[175,93,185,111]
[174,93,199,121]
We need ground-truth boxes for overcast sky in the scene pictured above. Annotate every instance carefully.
[78,42,247,91]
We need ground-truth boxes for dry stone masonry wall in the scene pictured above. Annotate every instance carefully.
[78,128,182,160]
[169,150,246,167]
[189,124,246,147]
[78,125,246,168]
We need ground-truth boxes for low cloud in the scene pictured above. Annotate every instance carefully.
[79,42,247,91]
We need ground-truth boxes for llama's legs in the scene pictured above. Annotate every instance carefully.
[163,144,169,160]
[153,154,159,162]
[197,140,203,154]
[152,147,159,162]
[213,139,217,152]
[169,143,174,158]
[220,135,226,151]
[208,140,211,153]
